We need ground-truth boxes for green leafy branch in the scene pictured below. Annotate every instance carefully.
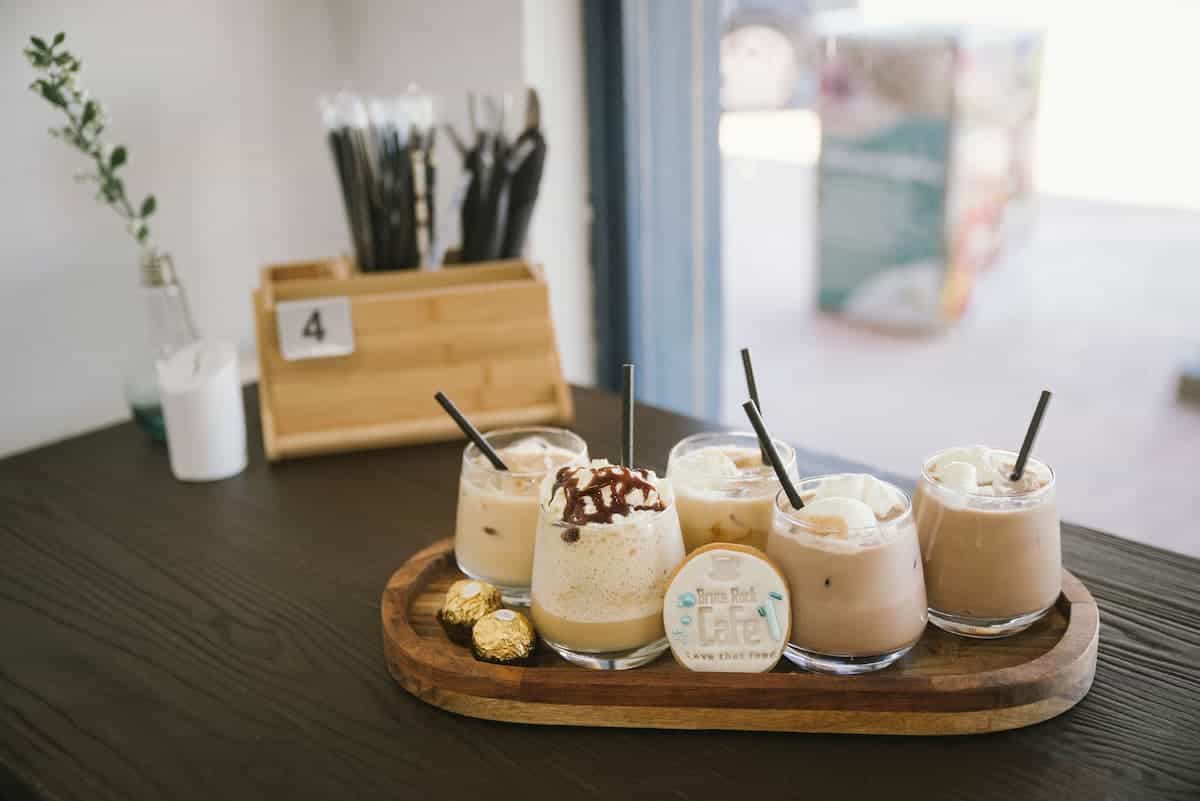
[25,32,157,248]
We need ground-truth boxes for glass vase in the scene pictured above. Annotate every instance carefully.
[122,249,200,440]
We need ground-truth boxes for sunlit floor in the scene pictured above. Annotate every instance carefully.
[720,157,1200,557]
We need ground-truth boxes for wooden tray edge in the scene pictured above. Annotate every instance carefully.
[384,675,1090,735]
[381,540,1098,735]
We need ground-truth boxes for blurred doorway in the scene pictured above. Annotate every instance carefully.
[718,2,1200,555]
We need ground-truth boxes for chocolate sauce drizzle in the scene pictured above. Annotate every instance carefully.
[549,465,666,525]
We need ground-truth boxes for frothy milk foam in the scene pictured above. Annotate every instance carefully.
[533,508,681,622]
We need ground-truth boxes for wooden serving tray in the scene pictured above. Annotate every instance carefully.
[381,539,1098,735]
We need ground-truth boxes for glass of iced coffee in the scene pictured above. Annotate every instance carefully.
[767,474,928,675]
[530,460,686,670]
[914,446,1060,638]
[454,427,588,605]
[667,432,798,553]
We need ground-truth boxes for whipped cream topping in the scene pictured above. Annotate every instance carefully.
[543,459,672,525]
[926,446,1051,496]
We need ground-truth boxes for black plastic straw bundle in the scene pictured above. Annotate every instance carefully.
[321,93,436,271]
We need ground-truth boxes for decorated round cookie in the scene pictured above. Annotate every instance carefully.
[663,543,791,672]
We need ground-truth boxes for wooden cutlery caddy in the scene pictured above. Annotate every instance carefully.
[252,258,573,460]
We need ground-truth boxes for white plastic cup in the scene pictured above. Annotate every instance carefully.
[156,341,247,482]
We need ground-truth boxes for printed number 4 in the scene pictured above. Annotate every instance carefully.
[302,309,326,342]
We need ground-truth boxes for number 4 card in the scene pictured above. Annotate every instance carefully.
[275,297,355,361]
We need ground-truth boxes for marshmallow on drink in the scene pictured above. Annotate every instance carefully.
[800,496,877,534]
[926,445,1052,496]
[796,474,907,536]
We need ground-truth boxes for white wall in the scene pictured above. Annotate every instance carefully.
[0,0,346,455]
[0,0,593,456]
[522,0,595,386]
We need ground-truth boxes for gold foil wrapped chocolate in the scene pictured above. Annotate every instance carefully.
[472,609,536,665]
[438,579,502,645]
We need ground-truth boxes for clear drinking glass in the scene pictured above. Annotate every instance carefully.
[667,431,798,553]
[454,426,587,605]
[530,488,686,670]
[914,448,1061,638]
[767,475,927,675]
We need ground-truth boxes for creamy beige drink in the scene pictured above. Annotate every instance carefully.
[767,474,927,674]
[667,432,798,553]
[454,427,587,605]
[914,446,1060,638]
[530,460,686,670]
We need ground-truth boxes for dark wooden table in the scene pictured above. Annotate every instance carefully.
[2,387,1197,801]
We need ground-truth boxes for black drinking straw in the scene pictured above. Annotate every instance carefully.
[1011,390,1052,481]
[740,348,762,413]
[742,401,804,510]
[434,392,507,470]
[740,347,770,461]
[621,364,634,467]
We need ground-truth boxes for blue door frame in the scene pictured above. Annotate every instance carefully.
[585,0,723,419]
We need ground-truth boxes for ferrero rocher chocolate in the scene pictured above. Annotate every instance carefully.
[471,609,536,665]
[438,579,502,645]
